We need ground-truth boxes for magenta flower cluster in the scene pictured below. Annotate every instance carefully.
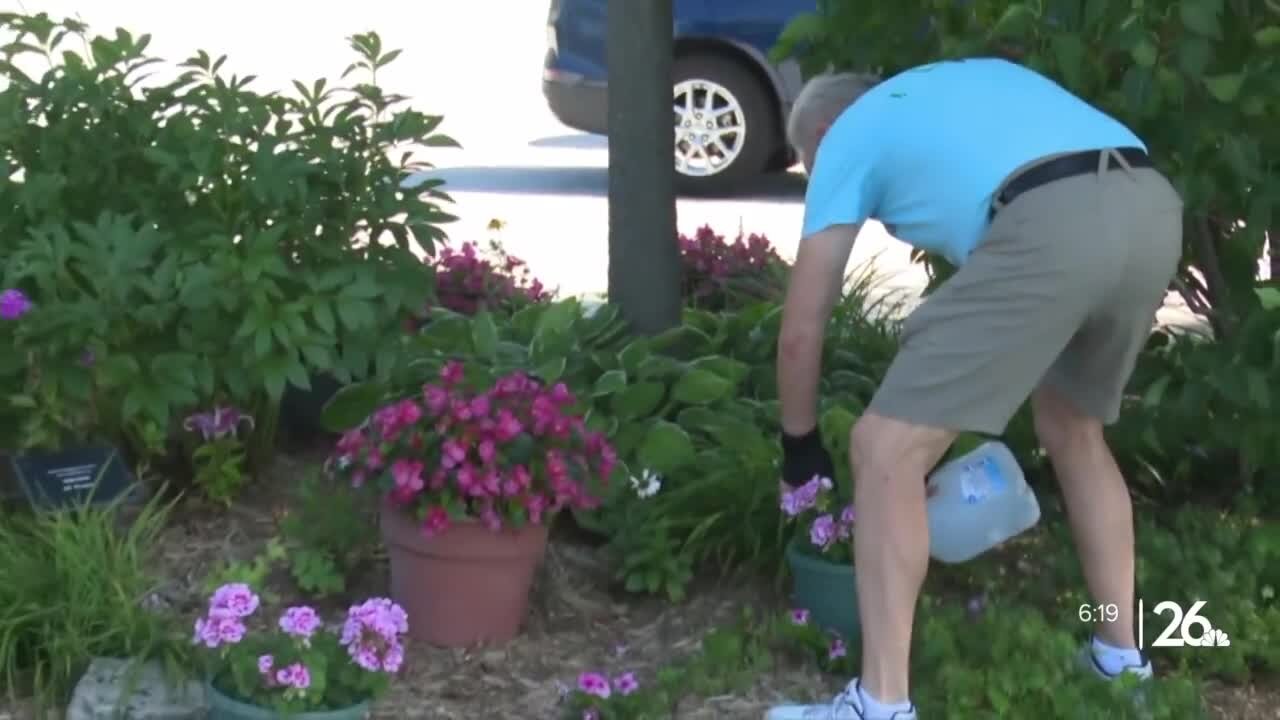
[192,583,408,701]
[780,475,855,554]
[329,361,616,537]
[677,225,787,306]
[424,240,551,318]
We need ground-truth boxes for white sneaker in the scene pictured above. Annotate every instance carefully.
[766,679,918,720]
[1077,638,1154,681]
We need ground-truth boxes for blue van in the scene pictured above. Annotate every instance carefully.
[542,0,817,193]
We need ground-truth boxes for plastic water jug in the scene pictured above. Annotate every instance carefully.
[925,441,1041,564]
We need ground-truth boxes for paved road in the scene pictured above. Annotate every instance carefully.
[12,0,1203,326]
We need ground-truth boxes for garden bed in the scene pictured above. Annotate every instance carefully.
[3,450,1252,720]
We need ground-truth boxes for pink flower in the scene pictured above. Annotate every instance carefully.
[478,439,497,465]
[440,360,464,386]
[612,672,639,695]
[582,710,600,720]
[275,663,311,690]
[423,385,449,415]
[494,409,523,441]
[392,459,425,493]
[577,672,611,698]
[480,505,502,531]
[279,606,322,640]
[192,616,244,648]
[440,439,468,469]
[422,506,450,537]
[828,635,847,660]
[209,583,259,617]
[548,382,573,405]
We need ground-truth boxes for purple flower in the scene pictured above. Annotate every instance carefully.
[257,655,274,675]
[789,608,810,625]
[828,635,847,660]
[340,598,409,674]
[582,710,600,720]
[612,672,639,695]
[0,289,31,319]
[184,406,255,441]
[192,615,246,648]
[838,504,856,539]
[275,663,311,690]
[577,672,611,698]
[209,583,259,618]
[279,606,322,640]
[809,513,837,549]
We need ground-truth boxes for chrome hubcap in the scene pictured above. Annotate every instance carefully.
[673,78,745,178]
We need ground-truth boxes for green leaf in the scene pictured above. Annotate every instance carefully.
[637,421,696,475]
[470,311,499,360]
[991,4,1037,39]
[320,381,387,432]
[592,369,628,397]
[611,382,666,420]
[1143,375,1172,408]
[1130,37,1158,67]
[1255,26,1280,47]
[671,368,734,405]
[1179,0,1224,38]
[1203,73,1245,103]
[534,355,567,383]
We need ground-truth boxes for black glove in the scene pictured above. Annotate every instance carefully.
[780,427,836,489]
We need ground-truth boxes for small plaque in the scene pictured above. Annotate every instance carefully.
[2,446,137,511]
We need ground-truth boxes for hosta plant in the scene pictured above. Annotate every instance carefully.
[326,360,616,534]
[192,584,406,713]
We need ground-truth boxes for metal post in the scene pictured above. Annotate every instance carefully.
[605,0,681,334]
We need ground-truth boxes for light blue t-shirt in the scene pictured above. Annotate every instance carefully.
[801,58,1146,266]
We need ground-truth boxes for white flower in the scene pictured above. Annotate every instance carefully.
[629,470,662,498]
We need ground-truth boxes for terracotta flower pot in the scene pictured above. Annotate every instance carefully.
[379,501,549,647]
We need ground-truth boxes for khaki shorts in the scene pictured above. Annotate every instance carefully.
[869,150,1184,435]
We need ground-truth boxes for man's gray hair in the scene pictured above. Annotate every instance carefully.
[786,71,882,157]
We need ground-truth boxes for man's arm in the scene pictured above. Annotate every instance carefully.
[777,223,861,435]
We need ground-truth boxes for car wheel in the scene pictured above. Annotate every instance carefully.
[672,53,779,194]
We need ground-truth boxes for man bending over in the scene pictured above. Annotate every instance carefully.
[767,58,1182,719]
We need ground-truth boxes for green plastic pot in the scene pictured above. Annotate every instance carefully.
[205,681,370,720]
[786,538,861,641]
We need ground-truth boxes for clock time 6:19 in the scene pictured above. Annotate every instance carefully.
[1077,603,1120,624]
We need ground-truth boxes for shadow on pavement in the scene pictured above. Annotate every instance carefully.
[421,164,808,201]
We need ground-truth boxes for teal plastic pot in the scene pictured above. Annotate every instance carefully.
[205,682,370,720]
[786,539,861,641]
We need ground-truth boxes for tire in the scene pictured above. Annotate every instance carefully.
[672,52,780,195]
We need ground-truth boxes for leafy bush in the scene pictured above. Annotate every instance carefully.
[0,13,457,468]
[0,488,186,709]
[277,472,378,598]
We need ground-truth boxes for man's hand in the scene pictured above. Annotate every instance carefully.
[780,426,837,489]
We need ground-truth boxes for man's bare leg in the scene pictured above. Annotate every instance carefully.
[849,411,955,704]
[1031,384,1138,651]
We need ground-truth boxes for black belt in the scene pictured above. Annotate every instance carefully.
[989,147,1152,220]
